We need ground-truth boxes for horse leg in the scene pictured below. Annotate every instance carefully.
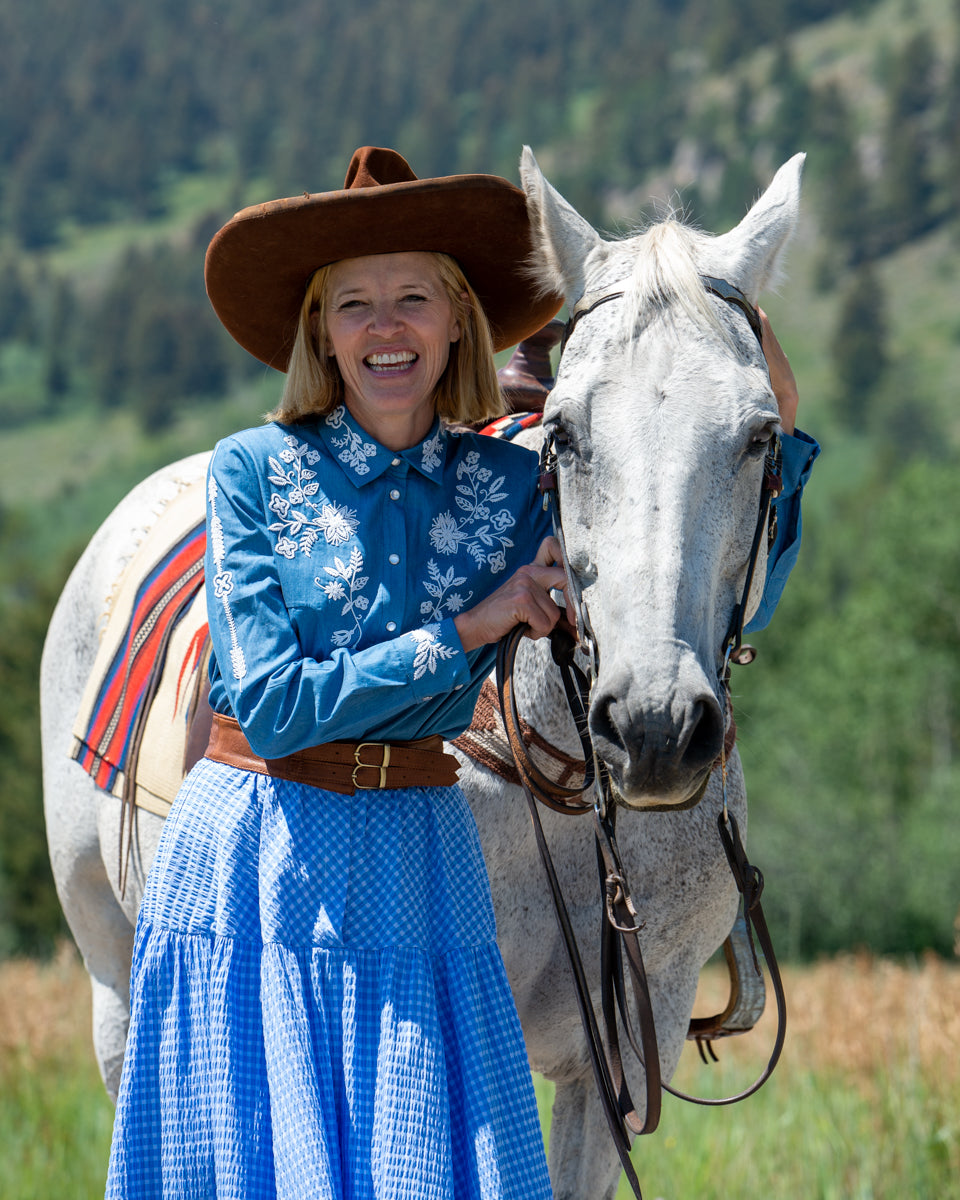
[41,579,137,1101]
[44,770,135,1100]
[549,1075,626,1200]
[87,919,134,1102]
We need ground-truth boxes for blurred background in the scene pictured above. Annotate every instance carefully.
[1,0,958,969]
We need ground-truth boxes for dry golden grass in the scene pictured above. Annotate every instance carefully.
[2,944,958,1198]
[0,941,94,1064]
[686,948,960,1092]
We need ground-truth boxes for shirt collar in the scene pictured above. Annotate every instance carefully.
[318,405,451,485]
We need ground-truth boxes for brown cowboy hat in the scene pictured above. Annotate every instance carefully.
[204,146,563,369]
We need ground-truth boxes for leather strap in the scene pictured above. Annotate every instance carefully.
[204,712,460,793]
[663,810,788,1104]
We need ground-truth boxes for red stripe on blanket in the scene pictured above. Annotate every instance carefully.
[73,522,207,791]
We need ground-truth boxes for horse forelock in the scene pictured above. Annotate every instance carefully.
[618,221,732,351]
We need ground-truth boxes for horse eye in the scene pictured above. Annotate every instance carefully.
[551,424,576,455]
[746,428,775,458]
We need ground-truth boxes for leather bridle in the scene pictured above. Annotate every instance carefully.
[496,277,788,1199]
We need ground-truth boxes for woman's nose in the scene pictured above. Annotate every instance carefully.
[367,302,402,335]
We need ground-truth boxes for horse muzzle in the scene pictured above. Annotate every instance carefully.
[588,653,725,810]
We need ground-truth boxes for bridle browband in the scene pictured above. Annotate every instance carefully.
[496,275,787,1200]
[560,272,765,355]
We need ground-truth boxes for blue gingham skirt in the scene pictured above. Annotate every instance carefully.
[105,759,552,1200]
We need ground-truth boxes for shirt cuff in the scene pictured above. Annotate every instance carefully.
[402,619,471,702]
[779,428,820,498]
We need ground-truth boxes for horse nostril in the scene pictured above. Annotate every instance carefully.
[681,698,725,771]
[589,692,627,756]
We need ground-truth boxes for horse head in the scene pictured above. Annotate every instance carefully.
[520,150,804,810]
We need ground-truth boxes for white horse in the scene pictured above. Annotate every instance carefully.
[41,150,803,1200]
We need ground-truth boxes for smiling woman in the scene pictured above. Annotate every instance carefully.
[103,146,576,1200]
[277,248,504,430]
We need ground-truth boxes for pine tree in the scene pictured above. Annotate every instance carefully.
[830,264,889,430]
[878,31,939,247]
[810,83,874,264]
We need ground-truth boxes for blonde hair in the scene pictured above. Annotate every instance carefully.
[268,252,504,426]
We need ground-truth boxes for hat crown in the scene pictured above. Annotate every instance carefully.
[344,147,418,190]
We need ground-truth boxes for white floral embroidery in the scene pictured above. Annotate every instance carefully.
[419,559,474,623]
[428,511,464,555]
[207,476,246,680]
[315,502,359,545]
[409,626,456,680]
[267,435,359,556]
[317,547,370,648]
[427,450,515,571]
[420,427,443,474]
[323,410,377,475]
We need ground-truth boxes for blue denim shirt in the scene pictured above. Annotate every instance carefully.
[206,405,818,757]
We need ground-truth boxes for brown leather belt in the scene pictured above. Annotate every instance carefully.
[204,712,460,794]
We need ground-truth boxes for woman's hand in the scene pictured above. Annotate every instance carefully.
[759,308,799,436]
[454,537,569,651]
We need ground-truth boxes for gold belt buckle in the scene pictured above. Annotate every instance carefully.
[353,742,391,789]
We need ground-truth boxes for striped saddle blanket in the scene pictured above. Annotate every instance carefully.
[71,482,211,817]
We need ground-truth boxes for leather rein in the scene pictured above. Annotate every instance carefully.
[495,277,787,1199]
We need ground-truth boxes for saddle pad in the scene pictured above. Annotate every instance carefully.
[72,481,209,816]
[452,678,587,790]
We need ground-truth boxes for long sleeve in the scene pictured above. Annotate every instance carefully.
[745,427,820,634]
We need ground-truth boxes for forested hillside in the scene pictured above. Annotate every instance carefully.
[2,0,959,958]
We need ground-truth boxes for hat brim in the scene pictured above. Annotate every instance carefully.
[205,173,563,368]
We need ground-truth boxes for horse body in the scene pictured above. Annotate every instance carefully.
[41,153,803,1200]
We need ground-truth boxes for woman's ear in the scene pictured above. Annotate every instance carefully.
[451,291,469,343]
[310,310,332,356]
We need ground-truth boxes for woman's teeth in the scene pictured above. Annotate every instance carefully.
[366,351,417,368]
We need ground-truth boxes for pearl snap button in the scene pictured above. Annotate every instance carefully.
[391,457,401,467]
[388,553,400,565]
[385,620,397,632]
[389,489,400,500]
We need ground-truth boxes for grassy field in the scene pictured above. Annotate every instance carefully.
[2,946,957,1199]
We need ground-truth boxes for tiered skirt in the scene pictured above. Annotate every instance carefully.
[105,759,552,1199]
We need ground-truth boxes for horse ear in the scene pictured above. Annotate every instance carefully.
[707,153,806,303]
[520,145,602,302]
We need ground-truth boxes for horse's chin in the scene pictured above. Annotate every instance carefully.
[609,767,712,813]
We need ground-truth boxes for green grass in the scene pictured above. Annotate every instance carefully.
[2,1042,114,1198]
[532,1058,960,1199]
[608,1065,959,1199]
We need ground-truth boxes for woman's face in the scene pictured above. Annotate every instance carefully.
[319,252,461,447]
